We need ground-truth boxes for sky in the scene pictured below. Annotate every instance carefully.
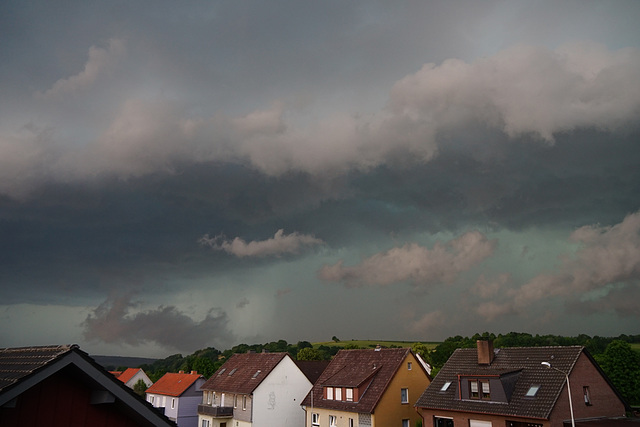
[1,0,639,358]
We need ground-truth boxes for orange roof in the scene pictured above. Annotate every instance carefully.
[110,371,123,378]
[116,368,141,384]
[146,372,203,397]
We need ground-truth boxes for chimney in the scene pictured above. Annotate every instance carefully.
[179,370,185,374]
[477,340,494,365]
[191,371,197,375]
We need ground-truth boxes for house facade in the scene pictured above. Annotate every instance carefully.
[113,367,153,389]
[0,344,175,427]
[198,352,317,427]
[415,340,629,427]
[301,347,432,427]
[147,371,205,427]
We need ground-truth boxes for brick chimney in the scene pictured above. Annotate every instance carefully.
[477,340,494,365]
[191,371,197,375]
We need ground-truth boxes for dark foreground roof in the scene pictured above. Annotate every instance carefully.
[0,344,176,426]
[415,346,585,419]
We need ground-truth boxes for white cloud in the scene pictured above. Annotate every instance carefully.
[318,231,497,287]
[37,39,125,99]
[389,42,640,141]
[199,229,324,258]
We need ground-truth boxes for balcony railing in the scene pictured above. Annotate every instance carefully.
[197,404,234,418]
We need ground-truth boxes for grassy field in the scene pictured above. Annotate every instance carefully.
[631,343,640,353]
[313,340,440,349]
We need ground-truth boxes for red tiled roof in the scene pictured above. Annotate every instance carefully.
[146,372,203,397]
[301,348,413,413]
[110,371,123,378]
[201,352,289,394]
[117,368,141,384]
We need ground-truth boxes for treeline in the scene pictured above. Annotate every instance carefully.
[133,332,639,382]
[421,332,640,372]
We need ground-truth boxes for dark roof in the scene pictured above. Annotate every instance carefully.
[0,344,176,426]
[415,345,585,419]
[294,360,330,384]
[146,372,203,397]
[301,348,413,414]
[0,345,74,392]
[201,352,289,394]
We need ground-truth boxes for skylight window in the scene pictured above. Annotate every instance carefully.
[252,370,261,378]
[218,368,226,375]
[228,368,237,376]
[525,385,540,397]
[440,381,452,392]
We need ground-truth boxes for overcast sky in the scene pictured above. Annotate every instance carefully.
[1,0,639,358]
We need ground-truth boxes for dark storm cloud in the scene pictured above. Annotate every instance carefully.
[83,294,234,352]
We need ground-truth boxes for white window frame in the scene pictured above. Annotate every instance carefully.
[335,387,342,401]
[401,387,409,404]
[326,386,334,400]
[312,413,320,426]
[346,387,354,401]
[329,415,337,427]
[402,419,410,427]
[408,362,412,370]
[242,395,247,410]
[171,398,175,409]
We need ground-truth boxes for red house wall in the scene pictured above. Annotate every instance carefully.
[549,352,626,426]
[0,368,151,427]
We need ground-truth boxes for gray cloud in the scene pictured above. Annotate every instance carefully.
[199,229,324,258]
[83,294,234,353]
[318,231,497,287]
[477,211,640,320]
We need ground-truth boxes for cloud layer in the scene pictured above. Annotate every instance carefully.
[199,229,324,258]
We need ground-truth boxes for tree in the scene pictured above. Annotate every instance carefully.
[133,379,148,397]
[595,340,640,405]
[332,336,340,342]
[297,347,323,361]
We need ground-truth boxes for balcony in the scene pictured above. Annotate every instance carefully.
[197,404,234,418]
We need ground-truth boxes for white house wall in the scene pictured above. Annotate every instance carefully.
[252,356,312,427]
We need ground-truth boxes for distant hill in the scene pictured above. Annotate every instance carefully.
[91,355,158,370]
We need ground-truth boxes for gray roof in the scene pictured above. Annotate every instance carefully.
[415,345,585,419]
[0,345,76,392]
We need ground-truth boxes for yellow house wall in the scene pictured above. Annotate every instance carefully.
[304,406,358,427]
[373,352,431,427]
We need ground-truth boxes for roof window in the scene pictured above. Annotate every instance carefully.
[440,381,452,392]
[525,385,540,397]
[218,368,226,375]
[228,368,237,376]
[252,370,261,378]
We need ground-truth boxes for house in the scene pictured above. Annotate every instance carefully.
[301,347,432,427]
[146,370,206,427]
[112,367,153,389]
[415,340,630,427]
[198,351,320,427]
[0,344,175,427]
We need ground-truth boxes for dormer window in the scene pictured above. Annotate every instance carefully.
[469,379,490,400]
[335,387,342,400]
[345,388,353,401]
[326,386,334,400]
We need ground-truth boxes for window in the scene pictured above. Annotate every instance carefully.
[171,398,175,409]
[329,415,337,427]
[408,362,412,370]
[346,387,354,401]
[201,420,210,427]
[434,416,454,427]
[440,381,452,392]
[207,391,212,404]
[349,418,354,427]
[234,394,238,408]
[402,419,410,427]
[252,370,261,378]
[326,386,334,400]
[469,380,490,400]
[213,392,217,405]
[525,385,540,397]
[401,388,409,404]
[335,387,342,401]
[584,386,592,405]
[242,395,247,410]
[312,413,320,426]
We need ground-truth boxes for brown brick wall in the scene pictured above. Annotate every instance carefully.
[549,352,626,426]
